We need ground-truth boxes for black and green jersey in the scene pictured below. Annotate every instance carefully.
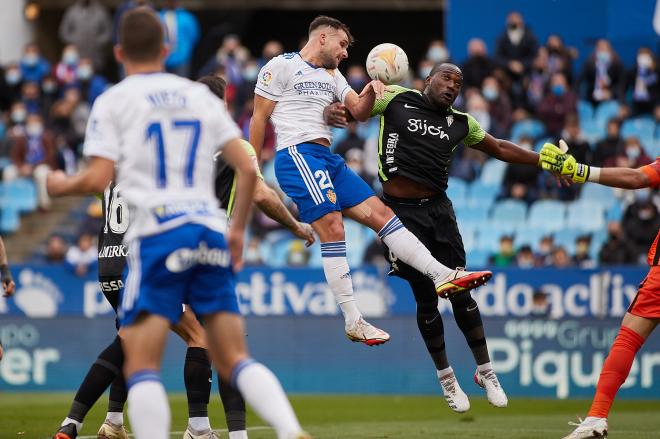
[371,85,486,192]
[214,139,263,217]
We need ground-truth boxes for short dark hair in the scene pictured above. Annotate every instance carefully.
[119,8,164,62]
[197,74,227,100]
[429,62,462,78]
[309,15,354,45]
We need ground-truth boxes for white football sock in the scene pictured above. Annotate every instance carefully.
[104,411,123,425]
[378,216,453,285]
[61,418,82,433]
[127,371,170,439]
[321,241,361,325]
[188,416,211,432]
[232,359,302,439]
[229,431,249,439]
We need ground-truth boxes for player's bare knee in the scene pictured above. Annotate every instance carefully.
[315,214,345,241]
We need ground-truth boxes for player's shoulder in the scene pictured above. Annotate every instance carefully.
[262,52,303,71]
[447,107,474,123]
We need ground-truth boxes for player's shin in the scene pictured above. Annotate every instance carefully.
[218,376,247,438]
[127,370,170,439]
[450,292,490,365]
[184,347,212,432]
[105,374,126,425]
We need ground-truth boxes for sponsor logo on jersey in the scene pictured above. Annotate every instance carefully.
[407,118,449,140]
[165,241,231,273]
[446,114,454,127]
[260,71,273,86]
[99,279,124,292]
[152,200,213,224]
[98,245,128,258]
[385,132,399,165]
[403,103,419,109]
[326,189,337,204]
[293,81,336,97]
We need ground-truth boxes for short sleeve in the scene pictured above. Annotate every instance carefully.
[371,85,411,116]
[254,57,287,101]
[463,113,486,147]
[640,157,660,188]
[334,69,352,104]
[83,94,120,161]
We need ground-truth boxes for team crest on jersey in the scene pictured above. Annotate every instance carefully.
[260,71,273,86]
[446,115,454,127]
[326,189,337,204]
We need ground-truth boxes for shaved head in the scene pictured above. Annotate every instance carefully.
[429,63,463,78]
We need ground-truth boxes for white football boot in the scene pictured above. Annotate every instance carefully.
[183,425,220,439]
[345,316,390,346]
[562,417,608,439]
[97,421,129,439]
[474,368,508,407]
[438,372,470,413]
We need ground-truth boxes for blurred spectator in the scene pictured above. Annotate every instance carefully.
[44,235,68,263]
[524,47,550,109]
[3,113,58,209]
[536,72,577,137]
[573,235,596,268]
[258,40,283,68]
[551,246,572,267]
[462,38,496,90]
[494,11,539,106]
[346,64,370,92]
[334,122,365,158]
[501,135,539,203]
[627,47,659,116]
[425,40,451,65]
[244,238,264,266]
[599,221,637,265]
[287,240,310,266]
[535,235,555,266]
[489,235,516,267]
[482,76,512,138]
[2,64,23,108]
[55,45,81,86]
[65,232,98,276]
[59,0,112,71]
[76,58,109,105]
[465,90,490,132]
[592,118,624,166]
[515,245,536,268]
[345,148,373,186]
[50,87,90,154]
[604,136,651,168]
[21,81,43,115]
[531,290,550,317]
[578,39,625,105]
[417,58,434,80]
[199,34,248,84]
[8,102,28,128]
[622,188,660,261]
[41,75,60,111]
[545,34,575,83]
[363,237,387,266]
[233,58,259,115]
[560,114,591,164]
[19,43,51,84]
[161,0,200,78]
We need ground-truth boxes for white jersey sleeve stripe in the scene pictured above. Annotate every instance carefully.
[288,146,323,205]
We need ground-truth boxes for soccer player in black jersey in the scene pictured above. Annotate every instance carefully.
[326,63,549,413]
[52,76,314,439]
[0,236,15,361]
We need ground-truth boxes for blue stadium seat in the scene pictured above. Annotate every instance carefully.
[344,219,368,266]
[0,207,20,233]
[566,200,607,231]
[577,100,594,123]
[527,200,566,232]
[466,181,500,207]
[455,205,490,225]
[621,117,656,142]
[490,199,527,227]
[476,229,507,253]
[4,178,37,212]
[446,177,468,204]
[479,159,507,185]
[553,228,584,253]
[467,248,490,268]
[459,225,477,253]
[580,184,617,209]
[510,119,545,143]
[594,100,620,129]
[514,227,546,251]
[580,118,606,144]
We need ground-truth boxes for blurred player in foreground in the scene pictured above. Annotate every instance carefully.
[46,8,308,439]
[250,15,492,347]
[0,236,16,361]
[541,142,660,439]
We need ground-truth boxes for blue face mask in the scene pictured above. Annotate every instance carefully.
[243,66,259,82]
[482,87,498,101]
[551,84,565,96]
[596,50,611,64]
[23,53,38,66]
[419,66,432,78]
[5,70,21,85]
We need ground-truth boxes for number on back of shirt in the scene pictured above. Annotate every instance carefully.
[145,119,201,188]
[104,185,129,234]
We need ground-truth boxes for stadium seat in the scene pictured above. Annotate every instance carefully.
[490,199,527,228]
[466,180,500,207]
[467,248,490,268]
[0,207,20,233]
[446,177,468,203]
[344,219,368,266]
[479,159,507,185]
[514,227,546,251]
[577,100,594,123]
[527,200,566,232]
[459,225,477,252]
[3,178,37,212]
[510,119,545,143]
[621,117,656,142]
[455,204,490,225]
[580,184,617,209]
[566,200,606,232]
[594,100,620,129]
[475,229,507,253]
[580,118,606,144]
[553,228,584,253]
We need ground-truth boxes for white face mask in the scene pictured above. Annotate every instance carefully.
[77,65,93,80]
[26,122,44,137]
[637,54,653,69]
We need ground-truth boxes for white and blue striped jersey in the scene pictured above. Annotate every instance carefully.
[254,52,352,151]
[83,72,241,241]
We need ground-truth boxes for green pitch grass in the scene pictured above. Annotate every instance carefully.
[1,393,659,438]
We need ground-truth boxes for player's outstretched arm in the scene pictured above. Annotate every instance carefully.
[539,142,652,189]
[0,237,15,297]
[222,138,258,270]
[47,157,115,197]
[343,80,385,122]
[249,95,277,160]
[471,132,540,166]
[254,181,315,247]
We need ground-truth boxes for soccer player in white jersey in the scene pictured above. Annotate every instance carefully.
[46,9,309,439]
[250,15,492,346]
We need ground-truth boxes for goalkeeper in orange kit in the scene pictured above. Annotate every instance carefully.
[541,142,660,439]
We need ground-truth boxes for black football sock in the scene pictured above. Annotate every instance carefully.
[410,278,450,371]
[108,373,127,413]
[450,291,490,366]
[218,374,247,432]
[184,347,211,419]
[67,335,124,422]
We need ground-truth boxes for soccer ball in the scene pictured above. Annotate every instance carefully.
[365,43,409,85]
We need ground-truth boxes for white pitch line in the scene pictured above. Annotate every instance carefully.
[78,425,272,438]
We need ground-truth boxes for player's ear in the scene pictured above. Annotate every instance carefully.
[160,44,169,61]
[113,45,123,64]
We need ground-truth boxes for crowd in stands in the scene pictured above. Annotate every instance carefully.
[1,2,659,269]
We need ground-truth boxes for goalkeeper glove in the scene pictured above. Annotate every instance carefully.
[539,141,590,183]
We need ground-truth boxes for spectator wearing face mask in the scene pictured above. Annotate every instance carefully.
[417,58,434,80]
[65,232,98,276]
[501,135,540,204]
[573,235,596,269]
[55,45,81,86]
[482,75,512,138]
[599,221,637,265]
[41,75,60,112]
[425,40,451,65]
[578,39,626,105]
[3,113,58,210]
[19,43,51,84]
[593,118,625,166]
[551,246,573,268]
[20,81,43,116]
[515,245,536,268]
[524,47,550,110]
[1,64,23,111]
[535,235,555,266]
[622,188,660,262]
[234,58,262,117]
[545,34,575,83]
[627,47,659,116]
[75,58,108,105]
[59,0,112,71]
[536,72,577,137]
[603,136,651,168]
[461,38,496,90]
[8,102,28,129]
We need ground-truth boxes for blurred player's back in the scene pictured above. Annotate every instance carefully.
[85,73,238,241]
